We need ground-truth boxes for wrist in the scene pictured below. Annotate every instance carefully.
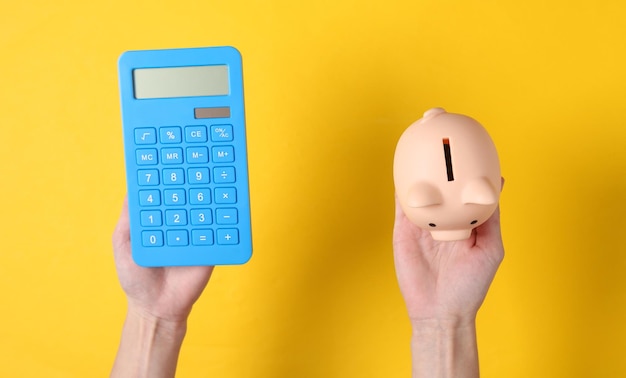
[410,315,476,334]
[111,305,187,378]
[126,294,193,323]
[126,302,188,339]
[410,318,479,378]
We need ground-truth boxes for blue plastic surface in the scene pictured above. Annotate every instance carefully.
[119,46,252,266]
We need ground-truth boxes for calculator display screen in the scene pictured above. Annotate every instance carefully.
[133,65,229,99]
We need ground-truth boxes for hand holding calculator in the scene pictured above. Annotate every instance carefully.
[118,46,252,267]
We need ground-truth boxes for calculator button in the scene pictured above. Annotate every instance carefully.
[191,229,214,245]
[159,126,182,144]
[140,210,162,226]
[217,229,239,245]
[163,189,186,205]
[189,188,211,205]
[137,170,159,186]
[212,146,234,163]
[135,128,157,144]
[214,167,236,184]
[167,230,189,246]
[188,168,210,184]
[211,125,233,142]
[161,148,184,164]
[162,168,185,185]
[216,208,238,224]
[185,126,208,143]
[142,230,163,247]
[165,209,187,226]
[138,189,161,206]
[186,147,209,164]
[215,187,237,204]
[136,149,158,165]
[190,209,212,225]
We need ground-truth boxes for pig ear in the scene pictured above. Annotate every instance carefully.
[462,177,498,205]
[407,182,443,208]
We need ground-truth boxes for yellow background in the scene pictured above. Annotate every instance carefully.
[1,0,625,376]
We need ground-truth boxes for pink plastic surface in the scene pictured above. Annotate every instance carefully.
[393,108,501,240]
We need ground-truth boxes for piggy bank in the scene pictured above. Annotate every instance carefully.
[393,108,501,241]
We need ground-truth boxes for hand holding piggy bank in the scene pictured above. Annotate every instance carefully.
[393,108,501,241]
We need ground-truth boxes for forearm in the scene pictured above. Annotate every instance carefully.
[111,306,187,378]
[410,318,479,378]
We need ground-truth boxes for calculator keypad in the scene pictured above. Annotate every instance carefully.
[133,124,240,247]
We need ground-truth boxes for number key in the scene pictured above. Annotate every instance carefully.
[139,190,161,206]
[142,230,163,247]
[165,209,187,226]
[188,168,210,184]
[164,189,186,205]
[138,169,159,186]
[163,168,185,185]
[140,210,162,227]
[189,188,211,205]
[190,209,212,225]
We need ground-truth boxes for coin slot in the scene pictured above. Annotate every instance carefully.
[443,138,454,181]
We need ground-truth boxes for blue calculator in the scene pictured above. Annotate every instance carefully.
[118,46,252,267]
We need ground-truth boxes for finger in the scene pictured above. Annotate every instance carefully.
[393,193,433,254]
[112,195,130,251]
[474,205,504,265]
[474,177,505,250]
[394,193,406,221]
[393,193,419,236]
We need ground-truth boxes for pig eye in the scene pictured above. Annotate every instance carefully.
[470,220,478,225]
[428,223,437,227]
